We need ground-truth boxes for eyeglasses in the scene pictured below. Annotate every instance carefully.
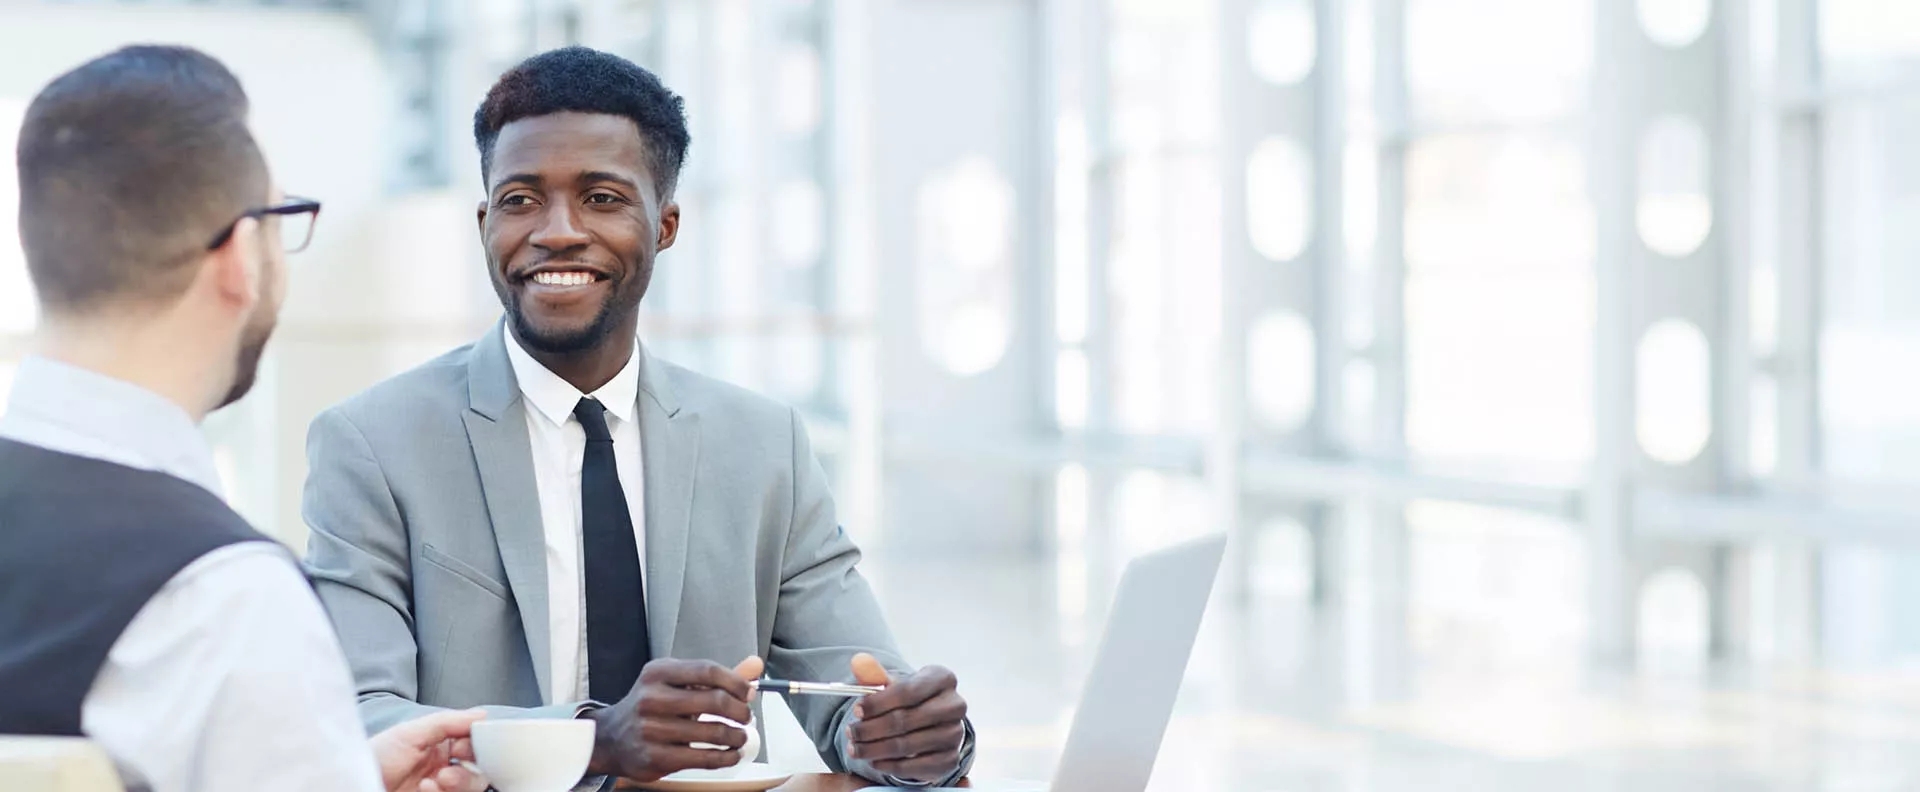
[207,196,323,254]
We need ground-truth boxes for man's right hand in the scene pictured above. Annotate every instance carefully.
[582,656,764,782]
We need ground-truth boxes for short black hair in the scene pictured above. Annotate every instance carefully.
[473,46,690,198]
[17,45,269,312]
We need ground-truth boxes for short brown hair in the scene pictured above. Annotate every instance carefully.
[16,45,269,312]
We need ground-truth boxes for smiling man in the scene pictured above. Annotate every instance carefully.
[300,47,974,788]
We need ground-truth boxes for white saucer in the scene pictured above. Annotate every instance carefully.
[626,764,793,792]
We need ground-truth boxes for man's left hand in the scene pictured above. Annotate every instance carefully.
[369,708,489,792]
[845,653,968,783]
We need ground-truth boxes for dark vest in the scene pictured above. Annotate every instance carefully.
[0,437,273,736]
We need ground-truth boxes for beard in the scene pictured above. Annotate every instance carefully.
[506,285,632,355]
[499,258,651,356]
[216,312,274,409]
[217,239,280,410]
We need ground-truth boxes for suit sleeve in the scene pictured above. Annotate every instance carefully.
[765,409,975,786]
[301,408,585,735]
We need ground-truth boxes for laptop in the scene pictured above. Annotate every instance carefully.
[1049,533,1228,792]
[879,533,1228,792]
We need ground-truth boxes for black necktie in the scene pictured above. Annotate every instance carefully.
[574,397,651,703]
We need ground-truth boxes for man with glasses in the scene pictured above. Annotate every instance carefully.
[0,45,485,792]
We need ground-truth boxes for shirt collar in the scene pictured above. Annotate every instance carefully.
[501,324,641,428]
[0,355,224,496]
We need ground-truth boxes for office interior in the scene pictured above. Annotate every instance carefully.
[3,0,1920,788]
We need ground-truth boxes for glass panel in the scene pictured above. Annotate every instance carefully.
[1345,139,1380,350]
[711,189,759,322]
[1820,95,1920,481]
[1822,545,1920,665]
[1751,264,1778,358]
[1110,155,1220,435]
[1637,116,1714,258]
[767,333,823,403]
[476,0,534,66]
[1056,349,1090,430]
[1252,516,1314,599]
[1055,465,1091,624]
[575,0,659,55]
[917,157,1016,376]
[1344,357,1377,452]
[1106,0,1222,435]
[774,43,823,136]
[1407,500,1586,670]
[1110,158,1167,431]
[1112,471,1213,557]
[1638,0,1710,49]
[1345,140,1380,274]
[1055,113,1091,345]
[1247,311,1317,431]
[1406,276,1594,464]
[1247,136,1314,262]
[1637,568,1710,672]
[1345,0,1376,134]
[1248,0,1316,85]
[1820,0,1920,85]
[1404,134,1594,464]
[771,179,825,270]
[1405,0,1592,124]
[1110,0,1219,152]
[1751,373,1779,478]
[1405,135,1594,273]
[1636,319,1713,465]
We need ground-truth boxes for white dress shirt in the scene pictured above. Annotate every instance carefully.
[0,356,381,792]
[502,326,648,705]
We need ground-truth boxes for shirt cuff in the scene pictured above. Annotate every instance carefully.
[571,702,612,791]
[837,714,976,787]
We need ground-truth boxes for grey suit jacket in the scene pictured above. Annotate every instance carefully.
[301,323,971,784]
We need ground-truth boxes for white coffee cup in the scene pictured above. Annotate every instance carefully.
[470,719,595,792]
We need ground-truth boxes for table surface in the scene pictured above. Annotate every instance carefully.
[776,774,932,791]
[619,773,984,791]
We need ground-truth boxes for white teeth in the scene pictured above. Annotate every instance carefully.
[532,271,596,287]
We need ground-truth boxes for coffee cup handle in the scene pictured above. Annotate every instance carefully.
[692,714,761,764]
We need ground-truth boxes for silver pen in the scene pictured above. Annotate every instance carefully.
[752,678,884,698]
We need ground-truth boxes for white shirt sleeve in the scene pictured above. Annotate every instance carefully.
[81,543,384,792]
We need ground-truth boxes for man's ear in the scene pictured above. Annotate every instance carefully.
[477,199,489,232]
[206,217,261,311]
[656,200,681,253]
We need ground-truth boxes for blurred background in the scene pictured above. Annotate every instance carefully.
[4,0,1920,788]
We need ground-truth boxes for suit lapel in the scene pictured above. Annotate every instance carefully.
[464,322,555,703]
[637,347,698,660]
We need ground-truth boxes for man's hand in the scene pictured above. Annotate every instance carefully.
[369,709,488,792]
[584,656,765,782]
[846,653,968,783]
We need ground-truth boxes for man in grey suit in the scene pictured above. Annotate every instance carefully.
[302,47,973,787]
